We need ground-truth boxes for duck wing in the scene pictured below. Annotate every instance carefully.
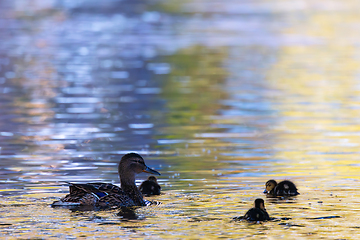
[67,182,125,198]
[68,182,140,208]
[53,182,137,208]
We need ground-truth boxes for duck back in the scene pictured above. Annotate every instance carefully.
[274,180,299,196]
[243,208,270,221]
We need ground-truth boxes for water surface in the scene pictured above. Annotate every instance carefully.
[1,0,360,239]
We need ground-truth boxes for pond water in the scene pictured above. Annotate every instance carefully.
[1,0,360,239]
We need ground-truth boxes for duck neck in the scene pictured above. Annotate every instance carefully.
[119,172,145,206]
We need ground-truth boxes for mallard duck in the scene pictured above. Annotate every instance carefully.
[51,153,160,208]
[234,198,270,221]
[263,179,299,196]
[139,176,161,196]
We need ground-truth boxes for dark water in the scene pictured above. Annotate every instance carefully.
[1,0,360,238]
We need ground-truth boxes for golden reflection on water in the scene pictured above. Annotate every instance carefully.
[267,1,360,181]
[1,188,360,239]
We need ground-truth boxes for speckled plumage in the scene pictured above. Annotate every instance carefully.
[52,153,160,209]
[264,179,299,197]
[139,176,161,196]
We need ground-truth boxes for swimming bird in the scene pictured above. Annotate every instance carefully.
[139,176,161,196]
[234,198,270,221]
[51,153,160,209]
[264,179,299,196]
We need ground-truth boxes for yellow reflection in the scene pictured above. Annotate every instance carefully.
[267,1,360,179]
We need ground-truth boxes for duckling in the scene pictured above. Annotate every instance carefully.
[234,198,270,221]
[52,153,160,208]
[264,179,299,196]
[139,176,161,196]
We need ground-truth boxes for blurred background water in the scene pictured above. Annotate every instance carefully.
[1,0,360,239]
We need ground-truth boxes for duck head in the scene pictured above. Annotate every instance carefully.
[254,198,265,210]
[263,179,277,194]
[118,153,160,186]
[147,176,158,182]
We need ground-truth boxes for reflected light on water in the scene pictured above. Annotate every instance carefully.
[1,0,360,239]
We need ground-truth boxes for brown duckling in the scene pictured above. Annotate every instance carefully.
[52,153,160,208]
[234,198,270,221]
[139,176,161,196]
[264,179,299,196]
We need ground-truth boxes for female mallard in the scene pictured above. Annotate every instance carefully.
[139,176,161,196]
[52,153,160,208]
[234,198,270,221]
[263,179,299,196]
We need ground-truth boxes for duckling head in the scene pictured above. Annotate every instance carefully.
[254,198,265,210]
[118,153,160,186]
[147,176,158,182]
[264,179,277,194]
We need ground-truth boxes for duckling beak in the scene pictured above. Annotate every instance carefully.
[263,189,268,193]
[143,165,161,175]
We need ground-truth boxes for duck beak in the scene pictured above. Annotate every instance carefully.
[263,189,268,193]
[143,165,161,175]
